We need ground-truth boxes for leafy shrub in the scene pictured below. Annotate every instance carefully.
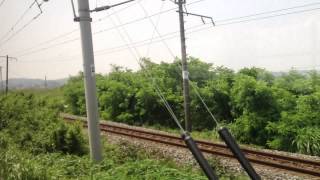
[62,59,320,156]
[0,92,87,155]
[0,142,210,180]
[293,127,320,156]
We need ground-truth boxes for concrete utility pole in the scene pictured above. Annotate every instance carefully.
[174,0,214,132]
[177,0,192,132]
[0,55,17,95]
[76,0,102,162]
[71,0,134,162]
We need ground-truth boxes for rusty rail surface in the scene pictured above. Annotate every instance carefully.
[61,113,320,177]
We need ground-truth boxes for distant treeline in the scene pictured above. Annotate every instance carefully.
[63,57,320,156]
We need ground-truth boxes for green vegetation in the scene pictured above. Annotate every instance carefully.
[0,142,211,179]
[0,91,246,179]
[2,57,320,178]
[63,57,320,156]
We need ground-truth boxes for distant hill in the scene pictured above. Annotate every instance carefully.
[1,78,68,90]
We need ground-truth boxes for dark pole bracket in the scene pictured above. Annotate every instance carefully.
[176,10,215,26]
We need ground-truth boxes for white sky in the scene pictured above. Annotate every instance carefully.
[0,0,320,80]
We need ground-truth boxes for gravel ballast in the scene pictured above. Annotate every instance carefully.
[98,120,320,180]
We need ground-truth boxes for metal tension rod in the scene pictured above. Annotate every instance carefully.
[90,0,135,12]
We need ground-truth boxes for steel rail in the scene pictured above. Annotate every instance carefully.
[61,113,320,177]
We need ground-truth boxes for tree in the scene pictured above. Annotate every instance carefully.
[63,73,86,115]
[274,69,313,95]
[230,74,279,145]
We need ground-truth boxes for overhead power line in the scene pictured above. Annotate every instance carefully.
[17,2,320,63]
[16,22,217,63]
[216,1,320,23]
[0,1,38,44]
[13,0,204,56]
[107,3,184,132]
[0,13,43,48]
[94,2,320,56]
[11,28,79,56]
[17,1,320,61]
[17,6,178,57]
[17,37,80,58]
[0,0,49,48]
[93,0,204,23]
[9,0,140,56]
[144,1,166,57]
[217,6,320,26]
[138,0,176,58]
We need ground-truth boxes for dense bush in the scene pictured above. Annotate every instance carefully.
[1,91,226,179]
[0,92,87,155]
[63,58,320,156]
[0,140,211,179]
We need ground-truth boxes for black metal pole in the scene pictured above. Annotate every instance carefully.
[218,127,261,180]
[178,0,192,132]
[182,133,219,180]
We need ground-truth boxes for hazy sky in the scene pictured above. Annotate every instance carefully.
[0,0,320,80]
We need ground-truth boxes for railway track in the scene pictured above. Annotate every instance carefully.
[61,113,320,177]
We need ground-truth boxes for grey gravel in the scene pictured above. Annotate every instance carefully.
[100,120,320,180]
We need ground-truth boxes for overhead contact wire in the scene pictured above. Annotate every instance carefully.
[14,0,204,57]
[107,5,185,132]
[0,0,37,44]
[140,0,221,127]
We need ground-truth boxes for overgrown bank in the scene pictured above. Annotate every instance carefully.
[0,91,243,179]
[63,57,320,156]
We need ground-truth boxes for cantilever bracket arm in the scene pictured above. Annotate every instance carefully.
[70,0,135,21]
[177,10,215,26]
[90,0,135,12]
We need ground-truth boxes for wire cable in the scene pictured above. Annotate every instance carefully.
[94,0,205,23]
[13,29,79,56]
[0,12,42,48]
[217,6,320,26]
[10,0,140,56]
[164,2,320,128]
[138,0,176,58]
[215,1,320,23]
[17,2,320,59]
[144,1,165,57]
[18,2,320,64]
[17,2,320,61]
[108,5,185,132]
[0,0,37,44]
[18,37,80,57]
[0,0,47,48]
[139,1,221,127]
[13,0,204,57]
